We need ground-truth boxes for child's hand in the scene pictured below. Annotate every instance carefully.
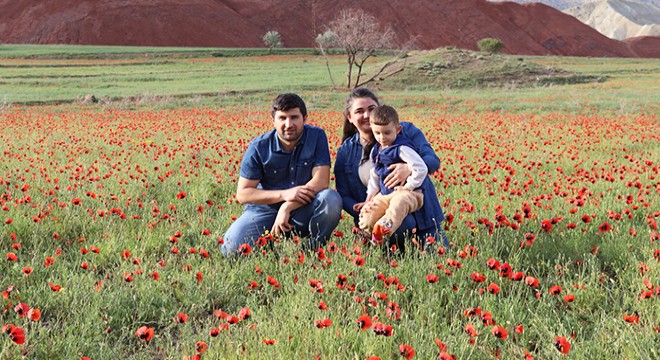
[394,186,404,191]
[353,202,365,212]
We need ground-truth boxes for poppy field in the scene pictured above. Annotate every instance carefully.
[1,53,660,359]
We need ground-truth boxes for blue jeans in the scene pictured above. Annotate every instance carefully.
[221,189,342,255]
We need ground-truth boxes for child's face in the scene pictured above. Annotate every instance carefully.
[371,122,401,147]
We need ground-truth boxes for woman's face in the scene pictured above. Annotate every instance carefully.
[347,97,378,140]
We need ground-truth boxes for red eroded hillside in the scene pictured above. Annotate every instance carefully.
[0,0,658,57]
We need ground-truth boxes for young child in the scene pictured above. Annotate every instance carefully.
[359,105,428,244]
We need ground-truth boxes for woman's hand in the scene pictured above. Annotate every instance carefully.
[383,163,411,189]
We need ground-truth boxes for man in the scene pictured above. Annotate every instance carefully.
[221,93,342,255]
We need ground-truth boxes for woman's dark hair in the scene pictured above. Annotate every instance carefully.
[272,93,307,118]
[341,87,380,142]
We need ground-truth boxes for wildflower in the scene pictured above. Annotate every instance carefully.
[599,222,612,232]
[356,314,372,331]
[399,344,415,359]
[554,336,571,354]
[135,326,154,342]
[238,307,251,320]
[3,324,25,345]
[174,312,188,323]
[549,285,562,296]
[491,325,508,340]
[487,282,500,295]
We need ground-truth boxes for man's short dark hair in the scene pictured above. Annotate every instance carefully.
[271,93,307,118]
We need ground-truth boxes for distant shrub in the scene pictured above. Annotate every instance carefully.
[262,31,283,54]
[477,38,504,54]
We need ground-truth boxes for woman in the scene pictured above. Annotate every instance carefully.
[334,87,448,249]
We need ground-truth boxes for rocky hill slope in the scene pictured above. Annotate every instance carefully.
[488,0,660,10]
[0,0,658,57]
[565,0,660,39]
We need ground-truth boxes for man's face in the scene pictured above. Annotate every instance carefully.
[273,108,306,148]
[371,121,401,148]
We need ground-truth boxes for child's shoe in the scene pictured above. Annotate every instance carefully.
[372,223,390,245]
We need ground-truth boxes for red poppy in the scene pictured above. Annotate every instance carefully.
[464,323,478,337]
[267,276,280,288]
[238,243,252,255]
[262,339,276,345]
[470,272,486,283]
[176,191,187,199]
[511,271,525,281]
[499,263,512,278]
[49,282,62,291]
[491,325,508,340]
[195,341,208,353]
[22,267,33,276]
[386,301,402,321]
[549,285,562,296]
[399,344,415,359]
[623,312,639,323]
[486,258,500,270]
[525,276,539,288]
[540,219,552,232]
[434,338,448,352]
[7,252,18,262]
[3,324,25,345]
[426,274,439,283]
[14,302,29,318]
[226,315,239,324]
[354,256,365,266]
[514,324,524,334]
[373,322,394,336]
[44,256,55,267]
[238,307,251,320]
[135,326,154,342]
[27,308,41,321]
[174,312,188,323]
[318,300,328,310]
[356,314,372,331]
[554,336,571,354]
[438,353,456,360]
[487,283,500,295]
[599,222,612,232]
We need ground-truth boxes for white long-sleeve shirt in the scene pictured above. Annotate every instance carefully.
[367,145,428,196]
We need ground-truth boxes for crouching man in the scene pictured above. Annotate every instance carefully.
[221,93,342,255]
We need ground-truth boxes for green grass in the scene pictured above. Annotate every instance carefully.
[1,45,659,113]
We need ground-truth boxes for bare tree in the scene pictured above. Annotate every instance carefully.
[315,30,338,87]
[327,9,395,88]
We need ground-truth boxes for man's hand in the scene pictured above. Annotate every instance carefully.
[280,185,316,205]
[383,163,411,189]
[271,202,294,236]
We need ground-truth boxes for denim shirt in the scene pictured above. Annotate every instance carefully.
[241,124,330,208]
[335,122,443,230]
